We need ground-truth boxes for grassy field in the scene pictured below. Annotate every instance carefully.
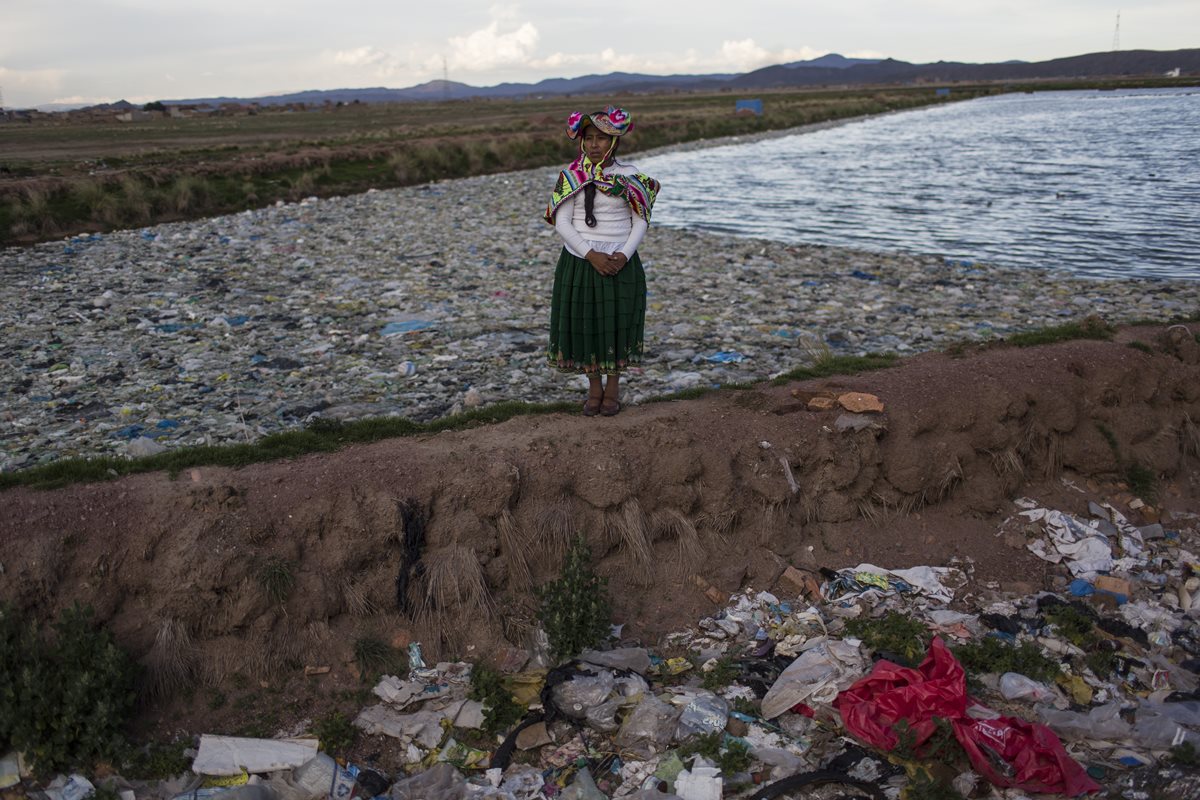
[0,86,979,244]
[1,76,1191,245]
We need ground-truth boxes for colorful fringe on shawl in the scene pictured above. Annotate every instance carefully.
[543,153,660,226]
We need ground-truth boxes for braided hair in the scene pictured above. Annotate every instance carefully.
[582,133,619,228]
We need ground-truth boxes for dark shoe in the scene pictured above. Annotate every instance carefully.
[599,399,622,417]
[582,398,602,416]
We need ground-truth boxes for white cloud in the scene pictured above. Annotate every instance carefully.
[446,20,539,71]
[321,45,407,79]
[331,46,391,68]
[530,38,831,79]
[717,39,823,70]
[0,65,67,95]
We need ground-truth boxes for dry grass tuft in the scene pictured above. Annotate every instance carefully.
[342,579,378,617]
[604,498,652,579]
[199,636,272,685]
[421,545,492,617]
[857,497,881,526]
[497,509,532,591]
[533,497,577,561]
[698,508,738,540]
[989,448,1025,482]
[1044,432,1064,479]
[1018,420,1062,479]
[1182,414,1200,459]
[933,457,964,503]
[498,596,539,646]
[757,500,787,546]
[651,508,704,574]
[143,618,195,698]
[300,621,334,654]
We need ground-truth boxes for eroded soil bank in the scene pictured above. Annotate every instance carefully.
[2,323,1199,735]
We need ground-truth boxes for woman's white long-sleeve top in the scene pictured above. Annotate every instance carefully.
[553,159,649,259]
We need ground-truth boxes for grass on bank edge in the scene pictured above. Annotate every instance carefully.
[7,312,1189,492]
[2,352,904,492]
[0,399,576,491]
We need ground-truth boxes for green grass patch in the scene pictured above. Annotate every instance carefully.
[1000,316,1114,348]
[1126,340,1154,354]
[312,711,358,756]
[951,636,1060,683]
[700,656,740,692]
[468,662,525,736]
[0,399,578,491]
[1095,422,1120,458]
[118,739,192,779]
[770,352,899,386]
[1124,462,1158,502]
[256,557,295,604]
[1170,741,1198,767]
[845,611,931,665]
[677,731,752,774]
[352,636,402,681]
[1042,604,1097,648]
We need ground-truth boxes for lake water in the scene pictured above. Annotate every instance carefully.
[639,88,1200,280]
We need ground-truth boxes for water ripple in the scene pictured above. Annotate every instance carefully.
[641,88,1200,280]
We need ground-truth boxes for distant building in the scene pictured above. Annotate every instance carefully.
[1165,68,1181,77]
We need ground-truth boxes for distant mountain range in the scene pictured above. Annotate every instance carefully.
[56,48,1199,112]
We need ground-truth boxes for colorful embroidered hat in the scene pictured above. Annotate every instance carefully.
[566,106,634,139]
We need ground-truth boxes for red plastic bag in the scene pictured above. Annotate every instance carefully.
[833,637,1100,796]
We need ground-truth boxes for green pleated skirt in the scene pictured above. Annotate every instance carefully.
[547,248,646,374]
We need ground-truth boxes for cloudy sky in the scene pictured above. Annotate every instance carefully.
[1,1,1194,108]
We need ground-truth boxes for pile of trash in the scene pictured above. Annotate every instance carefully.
[4,493,1199,799]
[5,166,1200,472]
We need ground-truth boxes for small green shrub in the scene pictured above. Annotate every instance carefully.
[845,611,931,665]
[1124,462,1158,502]
[312,711,358,756]
[352,636,400,680]
[468,663,524,736]
[1043,604,1096,648]
[730,697,759,716]
[678,731,752,774]
[537,536,611,661]
[0,604,138,775]
[700,656,739,692]
[1126,340,1154,354]
[1170,741,1198,766]
[119,739,192,779]
[256,557,295,604]
[952,636,1060,683]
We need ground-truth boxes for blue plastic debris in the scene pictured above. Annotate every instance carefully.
[1068,579,1095,597]
[703,351,746,364]
[381,320,435,335]
[156,419,180,430]
[113,424,145,440]
[849,270,879,281]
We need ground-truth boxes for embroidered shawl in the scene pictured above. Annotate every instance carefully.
[544,154,660,226]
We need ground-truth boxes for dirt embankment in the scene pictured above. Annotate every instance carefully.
[2,324,1199,710]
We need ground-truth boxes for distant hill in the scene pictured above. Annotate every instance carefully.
[732,49,1200,88]
[783,53,882,69]
[114,48,1200,111]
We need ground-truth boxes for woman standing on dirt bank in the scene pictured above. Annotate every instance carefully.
[544,106,660,417]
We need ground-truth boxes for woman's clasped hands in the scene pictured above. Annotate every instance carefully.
[585,250,628,276]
